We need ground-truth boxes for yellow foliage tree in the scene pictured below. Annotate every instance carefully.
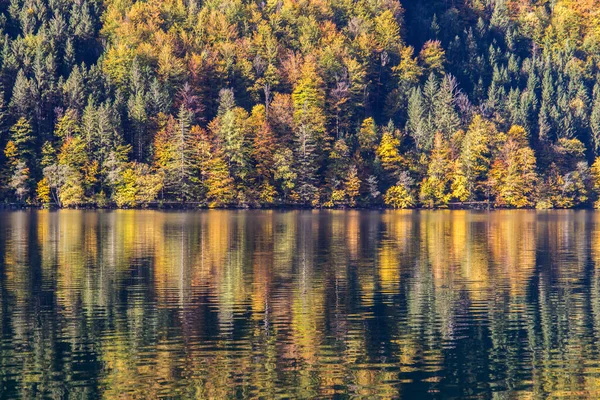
[36,178,51,205]
[384,184,415,209]
[420,133,453,208]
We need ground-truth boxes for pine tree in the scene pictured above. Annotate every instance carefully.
[294,112,318,204]
[128,90,149,161]
[292,58,328,167]
[407,87,428,150]
[176,104,194,201]
[10,70,32,118]
[434,75,460,140]
[41,141,56,168]
[9,118,34,161]
[212,104,251,184]
[591,91,600,156]
[490,0,509,33]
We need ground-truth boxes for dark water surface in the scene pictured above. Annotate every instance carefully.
[2,210,600,398]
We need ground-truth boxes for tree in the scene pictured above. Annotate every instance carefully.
[376,130,403,178]
[394,46,422,89]
[36,177,51,205]
[112,163,163,207]
[407,74,459,151]
[358,117,378,153]
[489,126,538,208]
[43,164,71,207]
[205,146,236,208]
[374,10,403,55]
[294,115,318,204]
[385,172,416,209]
[55,109,81,141]
[592,88,600,156]
[60,173,85,207]
[274,148,297,202]
[419,40,446,76]
[325,138,351,206]
[345,165,361,207]
[10,161,30,202]
[8,118,34,162]
[452,115,498,201]
[153,110,197,202]
[251,105,277,196]
[211,101,251,183]
[591,157,600,208]
[420,133,453,208]
[3,140,18,167]
[175,105,194,200]
[407,87,428,150]
[292,58,328,199]
[10,70,32,118]
[41,141,56,168]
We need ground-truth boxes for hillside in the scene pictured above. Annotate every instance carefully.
[3,0,600,208]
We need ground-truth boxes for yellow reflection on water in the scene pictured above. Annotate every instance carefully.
[3,210,600,398]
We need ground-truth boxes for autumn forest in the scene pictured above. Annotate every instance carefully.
[2,0,600,209]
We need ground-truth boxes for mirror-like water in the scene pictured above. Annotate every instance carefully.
[1,210,600,398]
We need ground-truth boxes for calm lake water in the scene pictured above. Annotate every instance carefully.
[2,210,600,398]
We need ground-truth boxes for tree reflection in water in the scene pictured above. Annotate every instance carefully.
[0,210,599,398]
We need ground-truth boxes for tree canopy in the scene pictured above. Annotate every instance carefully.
[1,0,600,208]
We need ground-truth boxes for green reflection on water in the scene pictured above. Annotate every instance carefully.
[1,210,600,398]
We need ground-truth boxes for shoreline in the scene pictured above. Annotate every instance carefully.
[0,202,593,211]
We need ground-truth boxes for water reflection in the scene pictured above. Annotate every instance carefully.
[2,210,600,398]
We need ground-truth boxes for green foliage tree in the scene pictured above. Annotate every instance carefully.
[452,115,498,201]
[112,163,163,208]
[385,172,416,209]
[420,133,453,208]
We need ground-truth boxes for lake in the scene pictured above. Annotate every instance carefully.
[1,210,600,398]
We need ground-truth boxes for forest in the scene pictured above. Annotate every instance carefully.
[2,0,600,209]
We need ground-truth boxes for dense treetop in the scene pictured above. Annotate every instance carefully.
[3,0,600,208]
